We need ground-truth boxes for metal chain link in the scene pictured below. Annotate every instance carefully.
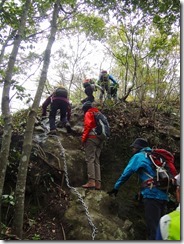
[50,135,98,240]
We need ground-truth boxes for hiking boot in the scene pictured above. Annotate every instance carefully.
[65,122,72,133]
[95,181,101,190]
[82,179,95,189]
[57,121,64,128]
[47,129,57,135]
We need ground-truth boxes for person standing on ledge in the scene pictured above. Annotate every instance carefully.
[81,101,104,190]
[107,138,169,240]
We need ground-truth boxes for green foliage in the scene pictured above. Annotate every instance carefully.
[2,194,15,206]
[11,82,33,103]
[106,6,179,104]
[0,0,22,28]
[103,99,115,108]
[0,223,7,236]
[74,14,106,40]
[32,234,41,240]
[148,32,179,56]
[121,0,180,35]
[12,109,29,129]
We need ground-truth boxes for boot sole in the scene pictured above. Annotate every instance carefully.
[82,186,95,189]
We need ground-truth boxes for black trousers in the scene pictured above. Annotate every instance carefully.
[49,100,69,130]
[143,198,167,240]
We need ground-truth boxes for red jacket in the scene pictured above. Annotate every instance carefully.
[82,107,99,143]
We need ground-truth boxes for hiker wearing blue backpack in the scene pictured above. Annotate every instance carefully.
[107,138,170,240]
[81,101,104,190]
[98,70,118,103]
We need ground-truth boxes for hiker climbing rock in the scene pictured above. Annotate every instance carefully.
[81,78,103,104]
[81,101,104,190]
[41,86,71,135]
[107,138,172,240]
[97,70,118,103]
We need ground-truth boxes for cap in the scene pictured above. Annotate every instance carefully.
[130,138,148,149]
[82,101,92,111]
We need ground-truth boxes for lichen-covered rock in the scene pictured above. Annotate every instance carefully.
[64,188,135,240]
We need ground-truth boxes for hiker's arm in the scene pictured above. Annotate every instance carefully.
[96,84,104,92]
[109,74,118,84]
[81,112,95,143]
[67,104,71,121]
[114,156,137,190]
[42,96,52,116]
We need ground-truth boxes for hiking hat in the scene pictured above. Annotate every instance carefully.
[130,138,148,149]
[82,101,92,111]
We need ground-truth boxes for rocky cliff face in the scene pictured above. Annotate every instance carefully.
[2,102,180,240]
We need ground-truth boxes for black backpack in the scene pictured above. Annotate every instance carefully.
[54,87,68,98]
[93,112,110,140]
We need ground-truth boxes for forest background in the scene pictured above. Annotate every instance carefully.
[0,0,181,240]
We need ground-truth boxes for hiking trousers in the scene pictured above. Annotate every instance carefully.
[84,137,104,182]
[49,99,69,130]
[143,198,167,240]
[99,83,111,100]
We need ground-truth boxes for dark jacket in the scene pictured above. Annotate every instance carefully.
[42,94,71,121]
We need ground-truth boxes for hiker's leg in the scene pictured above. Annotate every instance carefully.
[59,102,71,132]
[99,90,104,103]
[84,138,96,180]
[113,88,118,102]
[105,84,111,99]
[143,198,167,240]
[59,101,68,123]
[49,101,58,130]
[94,138,103,182]
[88,95,95,103]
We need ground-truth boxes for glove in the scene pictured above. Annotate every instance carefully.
[107,189,118,197]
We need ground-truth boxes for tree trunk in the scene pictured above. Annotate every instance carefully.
[0,0,31,233]
[0,29,17,65]
[13,0,60,238]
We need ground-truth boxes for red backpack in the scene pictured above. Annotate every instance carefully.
[144,149,177,192]
[148,149,177,176]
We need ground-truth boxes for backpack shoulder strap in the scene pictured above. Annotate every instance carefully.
[147,152,161,169]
